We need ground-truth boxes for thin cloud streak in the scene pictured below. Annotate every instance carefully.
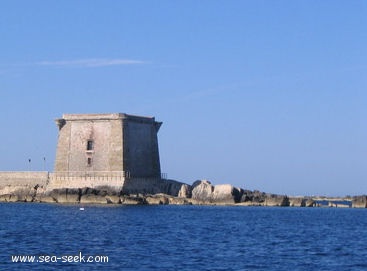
[36,58,147,67]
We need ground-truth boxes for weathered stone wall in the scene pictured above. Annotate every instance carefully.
[0,172,182,198]
[54,118,70,171]
[109,117,124,171]
[0,172,48,188]
[47,172,124,191]
[123,118,161,178]
[54,114,124,172]
[54,113,161,179]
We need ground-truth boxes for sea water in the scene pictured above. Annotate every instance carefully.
[1,203,366,270]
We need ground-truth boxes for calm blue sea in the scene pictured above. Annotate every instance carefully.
[1,203,366,271]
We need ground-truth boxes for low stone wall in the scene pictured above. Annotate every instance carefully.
[0,172,48,188]
[47,173,124,191]
[0,171,185,197]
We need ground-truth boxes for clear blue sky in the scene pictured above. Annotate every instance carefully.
[0,1,366,196]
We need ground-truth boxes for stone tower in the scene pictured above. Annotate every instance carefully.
[54,113,162,178]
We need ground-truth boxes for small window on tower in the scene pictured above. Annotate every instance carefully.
[87,140,94,151]
[87,157,92,166]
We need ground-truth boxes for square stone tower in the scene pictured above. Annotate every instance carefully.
[54,113,162,178]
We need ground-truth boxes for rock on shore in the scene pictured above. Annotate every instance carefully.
[352,196,367,208]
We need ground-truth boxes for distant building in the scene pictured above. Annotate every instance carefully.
[54,113,162,178]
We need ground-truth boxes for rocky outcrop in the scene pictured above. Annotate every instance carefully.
[305,198,315,207]
[0,179,298,207]
[212,184,243,204]
[168,196,192,205]
[190,180,244,204]
[289,197,306,207]
[191,180,214,202]
[288,197,317,207]
[352,196,367,208]
[240,190,266,205]
[264,194,290,207]
[178,184,191,198]
[120,195,145,205]
[0,184,40,202]
[47,188,80,204]
[0,177,358,208]
[80,194,107,204]
[238,191,290,206]
[80,187,117,204]
[145,194,169,205]
[106,195,120,204]
[121,178,187,197]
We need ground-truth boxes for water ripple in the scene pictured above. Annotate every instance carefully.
[1,204,367,270]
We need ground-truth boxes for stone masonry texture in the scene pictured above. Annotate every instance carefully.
[54,113,162,178]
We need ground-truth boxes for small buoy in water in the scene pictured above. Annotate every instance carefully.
[80,207,85,211]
